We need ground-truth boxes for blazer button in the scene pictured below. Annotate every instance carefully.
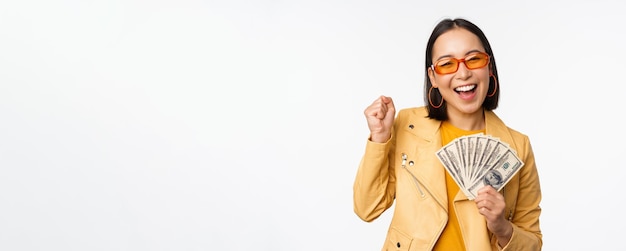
[408,124,414,129]
[409,161,414,166]
[397,242,401,248]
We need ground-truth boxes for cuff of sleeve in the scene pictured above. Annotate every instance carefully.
[499,224,518,251]
[365,135,393,157]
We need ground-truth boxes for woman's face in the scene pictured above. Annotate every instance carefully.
[428,28,490,119]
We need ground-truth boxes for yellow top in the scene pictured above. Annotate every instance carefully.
[433,121,485,251]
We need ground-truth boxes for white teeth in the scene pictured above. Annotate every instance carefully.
[455,85,476,92]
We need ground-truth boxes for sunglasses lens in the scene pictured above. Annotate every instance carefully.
[434,59,459,74]
[465,53,489,69]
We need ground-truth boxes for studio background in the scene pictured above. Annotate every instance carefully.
[1,1,623,250]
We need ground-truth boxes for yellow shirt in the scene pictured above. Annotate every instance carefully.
[433,121,485,251]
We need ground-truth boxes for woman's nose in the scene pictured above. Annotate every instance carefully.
[455,62,472,79]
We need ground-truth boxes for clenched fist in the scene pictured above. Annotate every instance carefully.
[364,95,396,143]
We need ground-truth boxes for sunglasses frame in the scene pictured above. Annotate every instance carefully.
[430,52,490,75]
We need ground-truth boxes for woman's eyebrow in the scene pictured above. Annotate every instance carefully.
[465,49,483,56]
[434,49,485,61]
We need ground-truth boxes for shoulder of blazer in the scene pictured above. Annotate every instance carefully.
[485,110,530,156]
[395,106,441,142]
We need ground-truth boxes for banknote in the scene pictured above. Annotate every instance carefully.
[435,134,524,200]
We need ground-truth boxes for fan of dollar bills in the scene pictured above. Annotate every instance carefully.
[435,133,524,200]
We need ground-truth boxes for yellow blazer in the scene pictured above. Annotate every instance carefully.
[353,106,542,251]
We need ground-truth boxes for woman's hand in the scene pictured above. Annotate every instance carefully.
[475,185,513,247]
[364,96,395,143]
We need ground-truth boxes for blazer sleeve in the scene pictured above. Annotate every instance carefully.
[500,135,543,250]
[353,132,397,222]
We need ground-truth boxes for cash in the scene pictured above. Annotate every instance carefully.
[435,134,524,200]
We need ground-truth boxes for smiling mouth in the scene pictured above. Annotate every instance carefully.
[454,84,476,93]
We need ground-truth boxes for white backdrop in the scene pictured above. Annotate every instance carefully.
[1,0,624,250]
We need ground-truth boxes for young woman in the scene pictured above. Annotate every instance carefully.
[353,18,542,250]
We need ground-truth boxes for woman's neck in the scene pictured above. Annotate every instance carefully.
[446,109,485,131]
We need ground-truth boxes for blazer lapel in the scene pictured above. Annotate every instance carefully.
[485,111,515,149]
[402,108,449,210]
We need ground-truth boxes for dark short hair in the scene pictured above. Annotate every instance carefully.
[424,18,500,120]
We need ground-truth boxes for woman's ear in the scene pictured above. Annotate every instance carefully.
[428,67,438,88]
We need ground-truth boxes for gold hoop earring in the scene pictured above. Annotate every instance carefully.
[487,74,498,97]
[428,86,443,108]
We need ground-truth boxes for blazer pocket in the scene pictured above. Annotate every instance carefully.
[384,227,413,251]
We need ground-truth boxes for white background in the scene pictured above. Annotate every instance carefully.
[1,0,624,250]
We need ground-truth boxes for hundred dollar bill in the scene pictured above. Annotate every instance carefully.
[472,136,488,182]
[456,138,468,181]
[473,139,509,182]
[467,135,477,181]
[466,149,524,199]
[441,144,465,186]
[436,149,468,194]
